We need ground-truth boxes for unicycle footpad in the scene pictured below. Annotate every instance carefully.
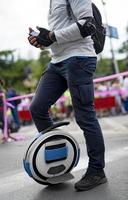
[42,121,70,134]
[47,173,74,184]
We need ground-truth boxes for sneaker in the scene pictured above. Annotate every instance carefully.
[74,171,107,191]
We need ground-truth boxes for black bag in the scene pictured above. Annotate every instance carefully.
[66,1,106,54]
[91,3,106,54]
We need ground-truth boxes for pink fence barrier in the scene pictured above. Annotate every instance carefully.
[94,71,128,83]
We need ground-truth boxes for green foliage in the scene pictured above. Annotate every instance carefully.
[38,50,51,74]
[30,50,51,80]
[96,57,114,76]
[0,51,31,91]
[95,56,128,76]
[0,49,51,92]
[0,50,15,57]
[118,25,128,56]
[119,41,128,54]
[118,59,127,72]
[12,59,32,91]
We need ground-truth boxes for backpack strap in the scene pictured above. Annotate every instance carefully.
[66,0,76,21]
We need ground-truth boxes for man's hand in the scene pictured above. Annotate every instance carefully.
[28,27,44,49]
[36,26,56,47]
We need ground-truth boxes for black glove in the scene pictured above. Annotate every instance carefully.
[36,27,56,47]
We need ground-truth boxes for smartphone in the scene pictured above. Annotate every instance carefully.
[29,31,39,37]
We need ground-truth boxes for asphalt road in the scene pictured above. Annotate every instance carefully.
[0,115,128,200]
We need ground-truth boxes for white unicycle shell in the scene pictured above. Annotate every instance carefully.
[23,122,80,185]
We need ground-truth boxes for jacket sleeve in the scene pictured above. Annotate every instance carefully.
[54,0,93,44]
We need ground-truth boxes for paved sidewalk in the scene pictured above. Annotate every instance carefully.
[0,115,128,200]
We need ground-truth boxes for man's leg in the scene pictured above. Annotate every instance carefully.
[0,110,4,132]
[66,57,106,191]
[11,107,20,129]
[30,63,67,132]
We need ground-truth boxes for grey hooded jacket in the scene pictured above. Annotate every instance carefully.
[48,0,96,63]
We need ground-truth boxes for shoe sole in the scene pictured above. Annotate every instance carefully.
[75,177,107,192]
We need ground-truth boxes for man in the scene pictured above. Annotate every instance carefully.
[0,78,12,141]
[0,78,4,132]
[28,0,107,191]
[7,85,20,131]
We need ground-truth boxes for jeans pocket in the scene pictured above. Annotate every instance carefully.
[78,83,94,105]
[75,57,97,74]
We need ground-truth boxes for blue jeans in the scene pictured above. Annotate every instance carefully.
[30,56,105,173]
